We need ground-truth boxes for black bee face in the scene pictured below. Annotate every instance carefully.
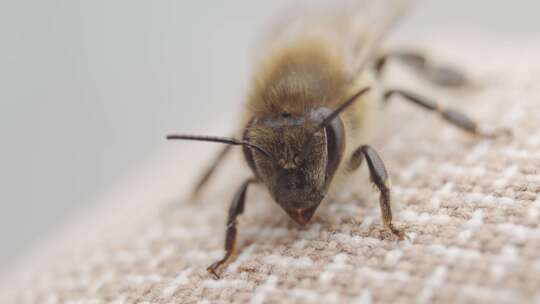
[243,108,345,225]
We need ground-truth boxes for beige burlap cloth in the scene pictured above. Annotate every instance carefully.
[1,40,539,303]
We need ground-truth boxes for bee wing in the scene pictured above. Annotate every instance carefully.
[261,0,412,77]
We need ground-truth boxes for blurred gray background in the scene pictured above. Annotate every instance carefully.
[1,0,539,272]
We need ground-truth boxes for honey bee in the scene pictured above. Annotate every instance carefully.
[167,0,509,279]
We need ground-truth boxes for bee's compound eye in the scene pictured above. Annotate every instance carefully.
[324,116,346,180]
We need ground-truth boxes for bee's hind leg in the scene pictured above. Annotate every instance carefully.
[375,50,469,88]
[383,89,512,139]
[207,178,257,279]
[348,145,404,240]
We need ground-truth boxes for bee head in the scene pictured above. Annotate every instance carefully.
[166,88,367,226]
[243,108,345,225]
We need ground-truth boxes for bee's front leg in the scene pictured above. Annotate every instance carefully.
[207,178,257,279]
[348,145,404,240]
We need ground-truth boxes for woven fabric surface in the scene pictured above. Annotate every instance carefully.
[2,40,540,304]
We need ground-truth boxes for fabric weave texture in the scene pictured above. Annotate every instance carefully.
[1,41,540,304]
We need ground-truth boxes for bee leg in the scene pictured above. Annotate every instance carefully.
[375,51,468,88]
[384,89,512,139]
[348,145,404,240]
[191,145,233,198]
[207,178,257,279]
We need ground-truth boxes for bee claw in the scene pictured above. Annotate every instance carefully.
[387,224,405,241]
[207,263,222,280]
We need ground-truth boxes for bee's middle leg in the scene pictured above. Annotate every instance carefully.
[375,50,468,88]
[384,89,511,139]
[207,177,257,279]
[348,145,404,240]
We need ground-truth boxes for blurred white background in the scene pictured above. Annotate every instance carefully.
[0,0,539,272]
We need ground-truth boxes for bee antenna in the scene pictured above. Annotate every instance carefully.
[318,87,371,129]
[300,87,371,158]
[166,134,272,158]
